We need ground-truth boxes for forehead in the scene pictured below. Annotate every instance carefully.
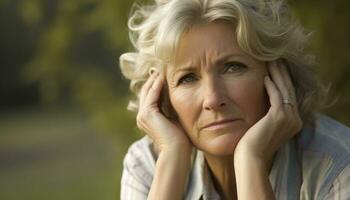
[170,21,242,69]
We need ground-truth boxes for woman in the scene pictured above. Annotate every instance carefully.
[119,0,350,199]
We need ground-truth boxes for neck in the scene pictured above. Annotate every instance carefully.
[205,152,276,200]
[204,153,237,200]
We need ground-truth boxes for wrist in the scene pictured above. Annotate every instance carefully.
[161,142,193,156]
[234,154,275,200]
[234,147,274,173]
[150,140,193,200]
[160,139,192,153]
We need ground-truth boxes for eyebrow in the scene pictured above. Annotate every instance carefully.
[172,52,246,75]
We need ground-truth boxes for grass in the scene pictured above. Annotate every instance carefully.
[0,106,138,200]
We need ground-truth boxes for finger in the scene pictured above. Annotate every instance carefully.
[140,71,159,103]
[274,61,299,113]
[144,74,165,106]
[278,61,296,101]
[264,75,282,110]
[268,61,290,101]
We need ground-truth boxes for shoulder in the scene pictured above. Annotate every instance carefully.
[121,136,157,189]
[315,113,350,143]
[123,135,157,173]
[298,113,350,198]
[299,113,350,155]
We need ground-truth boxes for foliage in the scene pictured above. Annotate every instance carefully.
[11,0,350,134]
[16,0,137,134]
[291,0,350,124]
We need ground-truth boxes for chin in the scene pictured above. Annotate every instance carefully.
[197,128,246,156]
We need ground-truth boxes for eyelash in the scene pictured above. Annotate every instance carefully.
[177,62,248,86]
[177,73,197,85]
[223,62,247,73]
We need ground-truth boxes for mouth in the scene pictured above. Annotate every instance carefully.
[201,119,240,131]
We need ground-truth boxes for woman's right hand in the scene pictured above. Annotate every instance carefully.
[136,70,192,153]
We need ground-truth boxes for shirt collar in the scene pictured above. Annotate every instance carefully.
[185,150,220,200]
[185,137,302,200]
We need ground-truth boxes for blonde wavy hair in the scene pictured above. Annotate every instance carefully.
[119,0,326,124]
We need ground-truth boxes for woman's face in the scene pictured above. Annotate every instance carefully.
[166,21,269,156]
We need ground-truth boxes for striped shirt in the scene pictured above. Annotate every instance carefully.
[121,114,350,199]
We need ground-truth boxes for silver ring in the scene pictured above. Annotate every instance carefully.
[282,98,293,106]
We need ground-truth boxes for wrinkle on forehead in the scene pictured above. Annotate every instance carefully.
[178,23,235,60]
[167,21,243,78]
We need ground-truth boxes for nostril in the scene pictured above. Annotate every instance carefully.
[204,101,226,111]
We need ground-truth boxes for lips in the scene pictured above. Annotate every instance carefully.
[201,118,239,130]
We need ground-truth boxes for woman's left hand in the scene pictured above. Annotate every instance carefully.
[234,60,303,168]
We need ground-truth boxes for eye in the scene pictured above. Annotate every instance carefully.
[177,73,197,85]
[223,62,247,73]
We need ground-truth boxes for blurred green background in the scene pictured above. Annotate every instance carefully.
[0,0,349,200]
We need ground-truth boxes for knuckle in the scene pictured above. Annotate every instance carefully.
[149,84,156,91]
[136,112,142,122]
[136,109,155,128]
[136,112,146,126]
[274,110,285,123]
[294,118,303,132]
[136,116,143,129]
[136,120,142,129]
[287,116,303,135]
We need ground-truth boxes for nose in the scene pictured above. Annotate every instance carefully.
[203,78,227,111]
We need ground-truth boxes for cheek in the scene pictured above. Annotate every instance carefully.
[228,76,268,124]
[169,89,199,132]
